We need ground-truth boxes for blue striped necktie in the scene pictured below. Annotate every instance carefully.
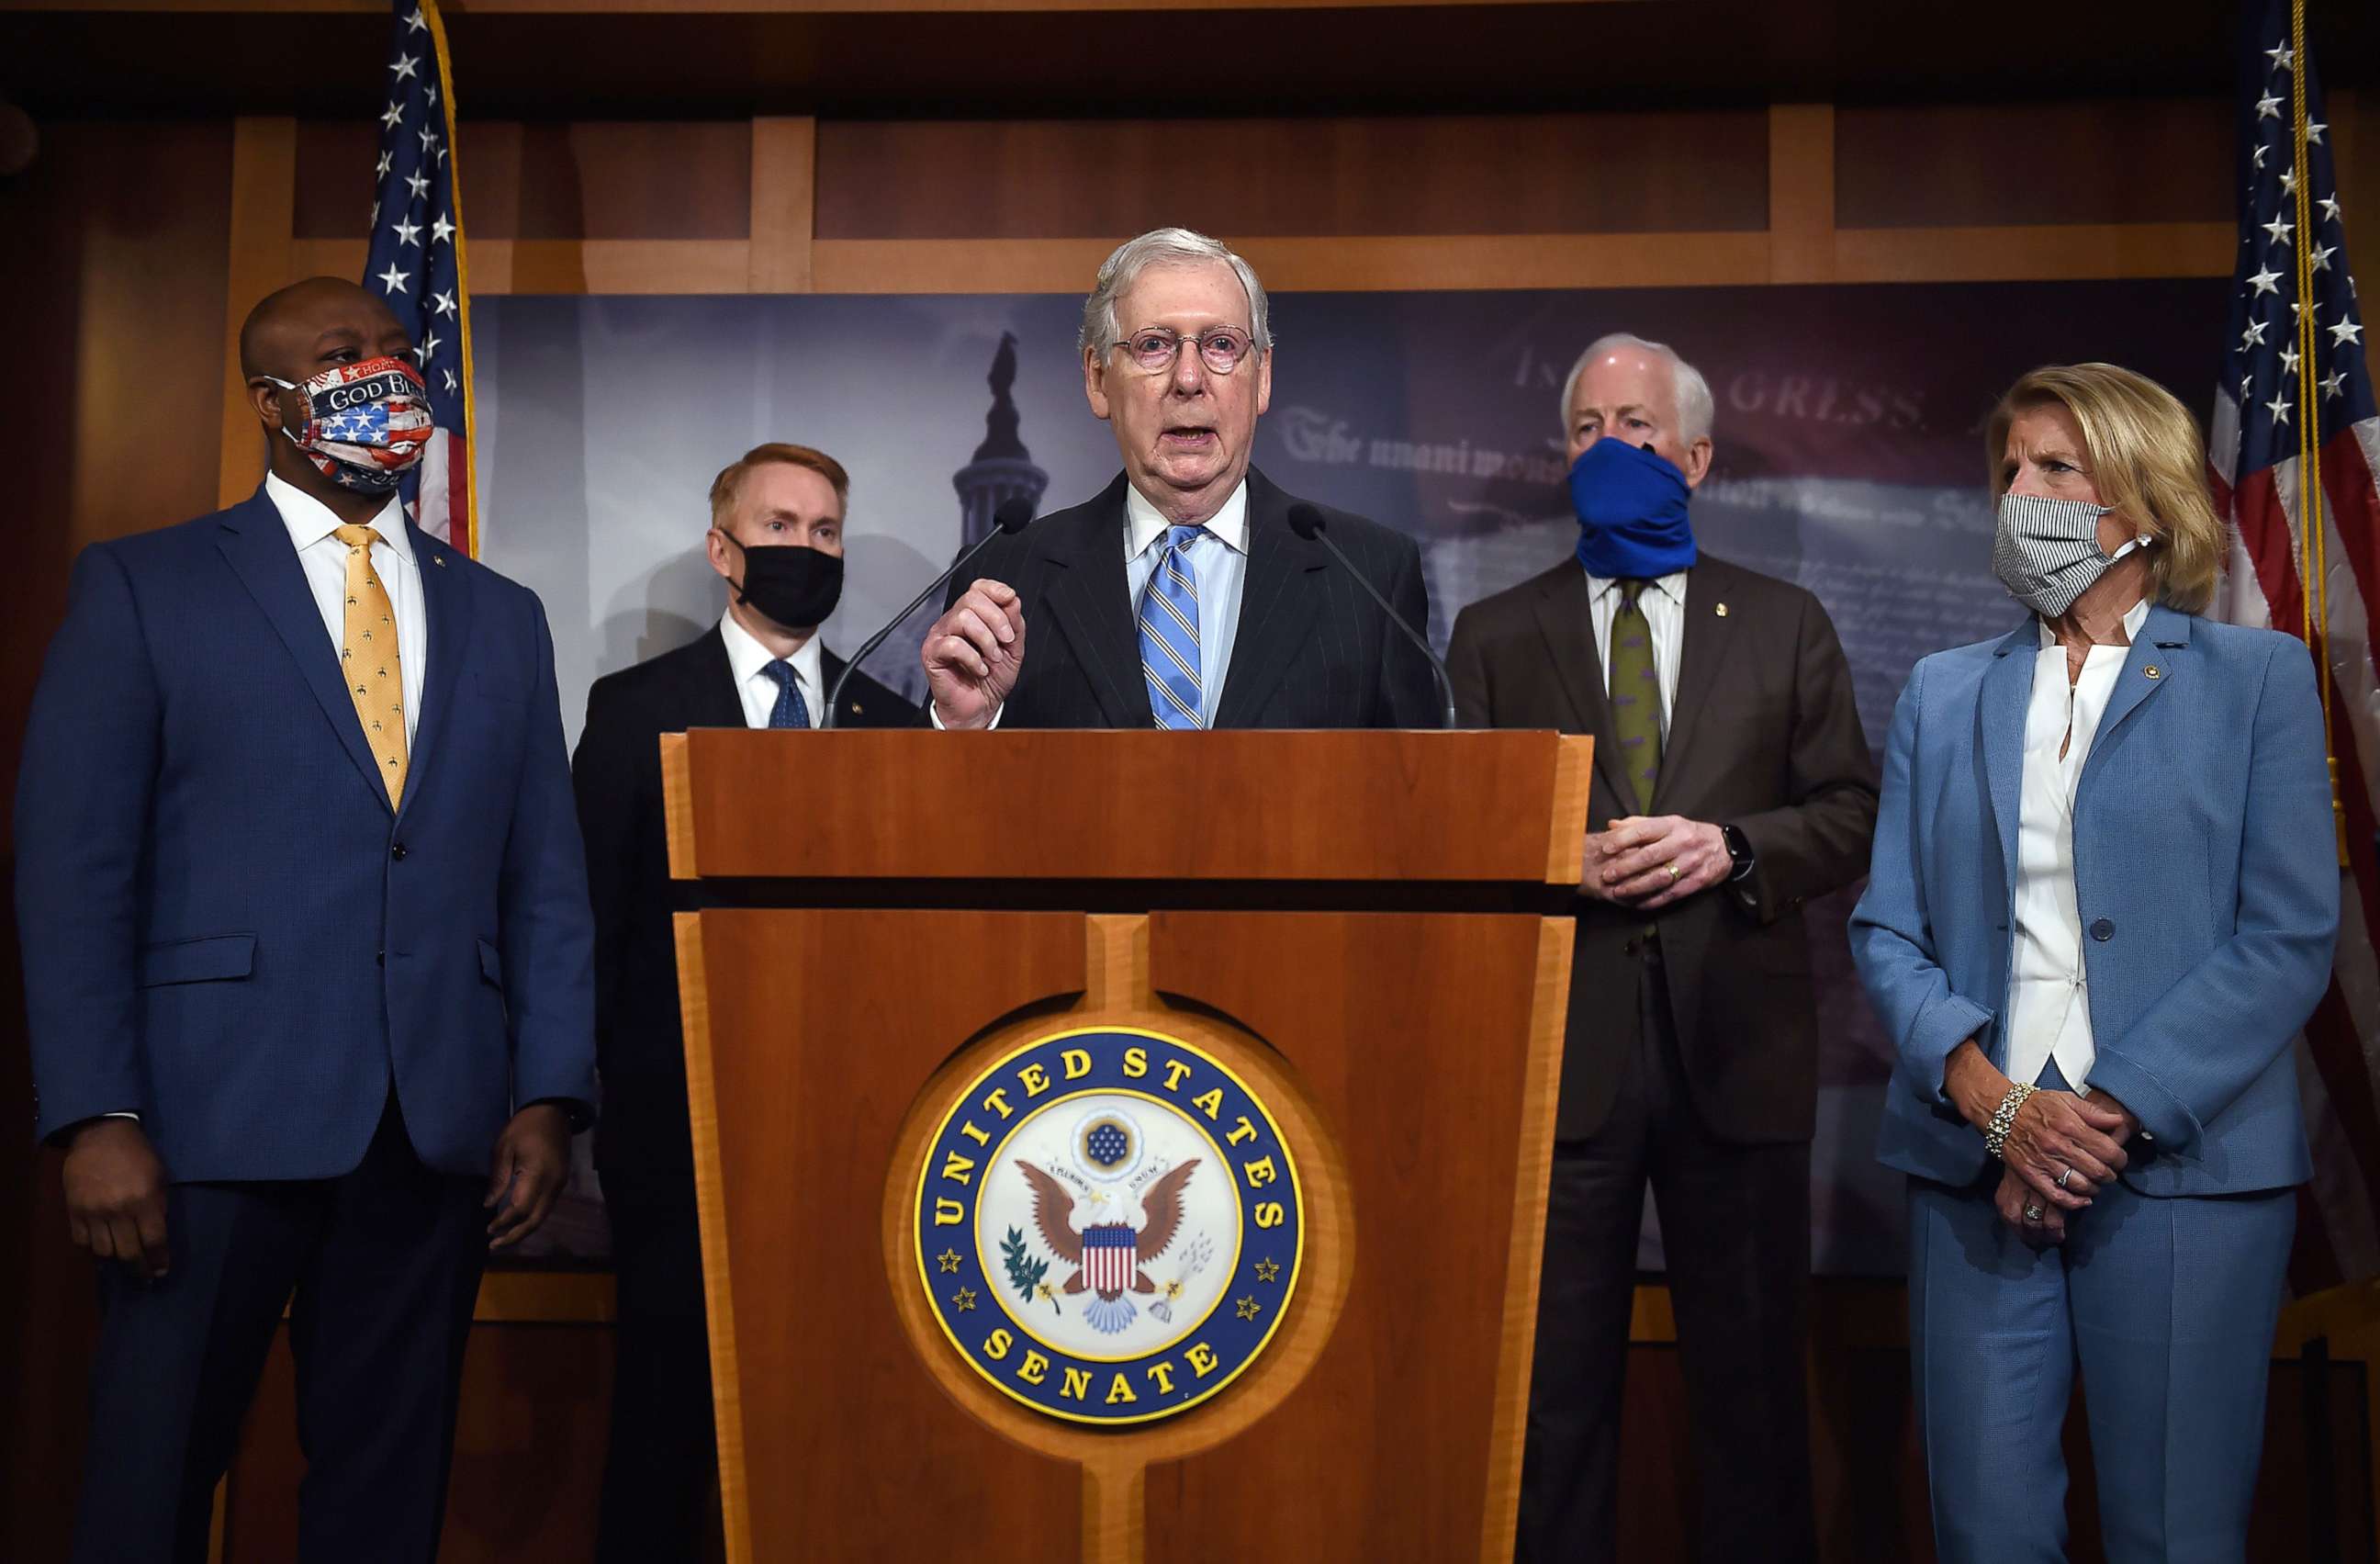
[762,659,811,729]
[1139,523,1205,729]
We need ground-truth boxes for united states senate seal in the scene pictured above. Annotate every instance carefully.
[913,1026,1304,1425]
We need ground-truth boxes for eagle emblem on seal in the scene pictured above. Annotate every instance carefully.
[1016,1158,1200,1333]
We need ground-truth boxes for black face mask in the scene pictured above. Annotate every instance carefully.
[726,539,844,632]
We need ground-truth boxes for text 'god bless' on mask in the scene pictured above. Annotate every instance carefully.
[260,355,434,495]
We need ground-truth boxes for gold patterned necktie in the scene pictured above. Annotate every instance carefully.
[333,523,408,806]
[1606,579,1663,812]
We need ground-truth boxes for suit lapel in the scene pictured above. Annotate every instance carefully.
[1977,622,2038,893]
[1213,473,1324,729]
[691,624,753,728]
[396,523,473,826]
[1041,478,1151,727]
[1527,566,1633,809]
[2078,603,2190,792]
[1649,567,1731,814]
[215,490,389,810]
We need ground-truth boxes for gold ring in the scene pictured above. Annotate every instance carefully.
[1666,862,1681,882]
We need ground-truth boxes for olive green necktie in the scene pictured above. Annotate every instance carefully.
[334,523,409,807]
[1606,579,1662,812]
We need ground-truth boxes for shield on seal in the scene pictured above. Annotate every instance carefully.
[1082,1222,1138,1295]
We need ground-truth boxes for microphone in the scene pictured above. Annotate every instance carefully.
[1285,502,1456,729]
[820,497,1034,729]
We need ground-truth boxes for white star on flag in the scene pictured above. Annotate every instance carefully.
[427,82,438,109]
[2249,264,2283,297]
[2280,344,2302,375]
[418,125,440,154]
[2253,144,2271,169]
[2282,166,2299,197]
[376,262,410,295]
[2321,195,2344,223]
[376,151,392,179]
[380,101,404,131]
[431,289,457,317]
[2266,41,2293,71]
[2256,93,2284,119]
[405,170,431,200]
[404,6,426,32]
[390,52,420,83]
[2263,214,2294,248]
[2308,120,2327,145]
[2332,316,2365,348]
[416,332,443,364]
[443,369,459,395]
[392,217,422,248]
[2320,369,2348,398]
[430,213,455,244]
[2314,243,2337,273]
[2266,392,2291,425]
[2243,319,2270,348]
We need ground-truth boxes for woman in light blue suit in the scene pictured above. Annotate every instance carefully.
[1850,363,2338,1563]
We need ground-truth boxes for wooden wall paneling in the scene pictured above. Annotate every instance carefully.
[748,116,814,293]
[217,116,296,508]
[1835,99,2229,230]
[1831,220,2234,284]
[1767,102,1836,284]
[813,113,1768,241]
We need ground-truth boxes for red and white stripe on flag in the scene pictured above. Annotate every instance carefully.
[1083,1225,1137,1294]
[413,426,469,548]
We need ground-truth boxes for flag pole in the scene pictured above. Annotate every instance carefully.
[2289,0,2347,863]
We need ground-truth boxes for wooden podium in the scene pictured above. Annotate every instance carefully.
[660,728,1590,1564]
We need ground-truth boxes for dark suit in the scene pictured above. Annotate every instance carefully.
[569,623,915,1561]
[16,489,595,1562]
[1447,554,1877,1564]
[946,467,1439,728]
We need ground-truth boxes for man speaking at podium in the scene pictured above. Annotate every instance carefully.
[571,443,915,1558]
[920,227,1439,730]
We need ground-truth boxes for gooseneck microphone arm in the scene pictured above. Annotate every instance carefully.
[1285,503,1457,730]
[820,498,1035,729]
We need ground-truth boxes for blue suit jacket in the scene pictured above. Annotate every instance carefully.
[15,489,596,1181]
[1849,604,2336,1196]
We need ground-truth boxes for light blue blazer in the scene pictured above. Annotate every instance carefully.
[1850,603,2337,1196]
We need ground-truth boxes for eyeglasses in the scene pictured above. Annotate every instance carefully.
[1110,326,1259,376]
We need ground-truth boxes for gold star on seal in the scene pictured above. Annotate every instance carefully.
[1235,1295,1262,1322]
[1254,1258,1281,1284]
[937,1248,962,1274]
[952,1287,978,1312]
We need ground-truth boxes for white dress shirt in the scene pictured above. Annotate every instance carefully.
[719,611,825,729]
[1585,568,1687,737]
[2005,597,2151,1091]
[934,477,1253,730]
[265,470,425,748]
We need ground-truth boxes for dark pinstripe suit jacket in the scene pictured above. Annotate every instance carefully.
[945,467,1439,729]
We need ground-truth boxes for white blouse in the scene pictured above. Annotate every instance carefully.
[2005,597,2150,1091]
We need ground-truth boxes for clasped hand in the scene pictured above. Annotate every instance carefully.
[1993,1089,2136,1247]
[1582,816,1730,908]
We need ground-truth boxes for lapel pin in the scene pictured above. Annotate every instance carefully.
[432,553,446,568]
[851,703,864,715]
[1713,602,1729,617]
[2144,665,2161,680]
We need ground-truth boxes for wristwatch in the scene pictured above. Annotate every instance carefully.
[1719,823,1756,882]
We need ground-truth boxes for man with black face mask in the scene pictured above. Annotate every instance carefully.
[569,441,915,1558]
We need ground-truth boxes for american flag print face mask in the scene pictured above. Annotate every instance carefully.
[262,354,434,494]
[1991,490,2153,620]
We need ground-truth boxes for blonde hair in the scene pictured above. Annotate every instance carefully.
[1985,363,2222,614]
[707,442,849,529]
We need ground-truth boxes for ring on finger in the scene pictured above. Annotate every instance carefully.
[1665,861,1681,882]
[2023,1202,2045,1222]
[2055,1166,2075,1190]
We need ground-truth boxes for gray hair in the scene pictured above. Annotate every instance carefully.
[1559,332,1714,444]
[1078,227,1273,359]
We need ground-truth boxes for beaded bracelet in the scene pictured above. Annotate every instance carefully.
[1983,1082,2036,1161]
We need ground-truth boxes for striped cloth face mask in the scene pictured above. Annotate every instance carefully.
[260,355,434,494]
[1991,490,2152,620]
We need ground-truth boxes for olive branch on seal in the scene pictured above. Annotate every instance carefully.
[1001,1226,1058,1313]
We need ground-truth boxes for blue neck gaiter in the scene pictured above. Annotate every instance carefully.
[1569,437,1697,578]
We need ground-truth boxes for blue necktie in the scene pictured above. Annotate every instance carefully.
[762,660,811,729]
[1139,524,1204,730]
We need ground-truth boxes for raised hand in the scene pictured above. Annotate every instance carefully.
[923,579,1027,730]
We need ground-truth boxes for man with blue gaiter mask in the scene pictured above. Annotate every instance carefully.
[1447,333,1879,1564]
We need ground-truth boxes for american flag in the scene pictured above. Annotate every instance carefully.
[2209,0,2380,1287]
[365,0,475,556]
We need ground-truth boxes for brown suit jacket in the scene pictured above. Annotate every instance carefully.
[1447,554,1879,1143]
